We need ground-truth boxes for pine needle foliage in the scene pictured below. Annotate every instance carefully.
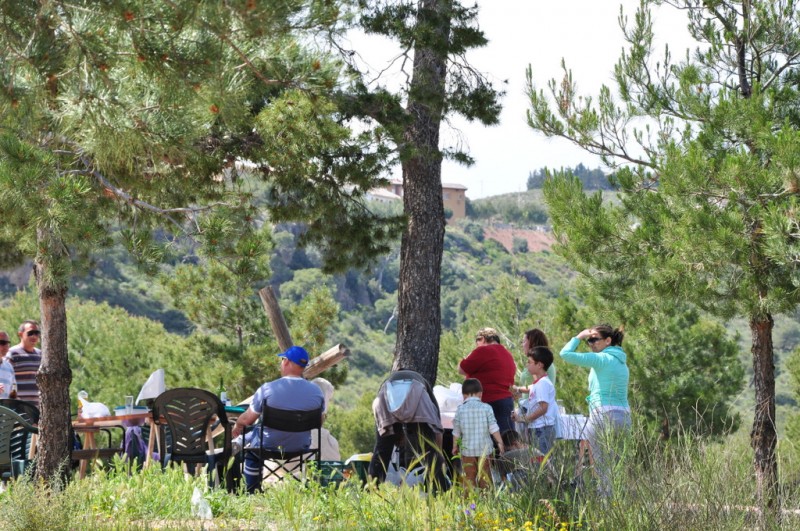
[527,0,800,518]
[0,0,403,482]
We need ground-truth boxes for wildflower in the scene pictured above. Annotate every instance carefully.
[507,517,514,522]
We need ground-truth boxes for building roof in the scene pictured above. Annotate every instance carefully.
[366,188,402,200]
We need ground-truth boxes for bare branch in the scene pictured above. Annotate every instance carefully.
[74,155,225,233]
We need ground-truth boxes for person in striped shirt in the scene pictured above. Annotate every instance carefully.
[8,320,42,407]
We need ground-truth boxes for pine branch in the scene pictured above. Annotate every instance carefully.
[74,155,224,231]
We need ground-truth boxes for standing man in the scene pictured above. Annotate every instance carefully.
[8,320,42,407]
[0,330,16,399]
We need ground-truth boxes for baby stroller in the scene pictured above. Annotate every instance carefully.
[368,370,450,492]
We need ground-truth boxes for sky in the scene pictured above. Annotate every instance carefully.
[348,1,696,199]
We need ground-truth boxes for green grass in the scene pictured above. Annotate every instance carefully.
[3,426,800,530]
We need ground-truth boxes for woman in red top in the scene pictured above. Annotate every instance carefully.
[458,327,517,433]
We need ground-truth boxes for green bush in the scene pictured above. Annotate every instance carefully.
[327,393,376,459]
[0,289,238,409]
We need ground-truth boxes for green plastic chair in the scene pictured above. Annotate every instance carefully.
[152,388,231,487]
[0,399,40,463]
[0,405,39,483]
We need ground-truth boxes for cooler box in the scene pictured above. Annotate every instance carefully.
[319,460,345,487]
[345,453,372,485]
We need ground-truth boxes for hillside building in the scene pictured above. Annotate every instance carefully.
[386,179,467,221]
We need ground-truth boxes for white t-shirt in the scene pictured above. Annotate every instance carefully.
[0,358,16,399]
[529,375,558,428]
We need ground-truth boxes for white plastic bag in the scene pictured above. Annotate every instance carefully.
[77,390,110,418]
[190,487,213,520]
[385,447,403,486]
[80,402,110,418]
[385,447,427,488]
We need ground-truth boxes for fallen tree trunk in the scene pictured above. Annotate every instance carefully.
[304,344,349,380]
[258,284,347,380]
[258,286,293,351]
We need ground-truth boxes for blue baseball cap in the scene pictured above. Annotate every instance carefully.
[278,345,310,368]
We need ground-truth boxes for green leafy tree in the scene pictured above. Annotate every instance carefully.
[326,392,375,459]
[786,346,800,469]
[466,194,548,226]
[0,0,397,483]
[162,207,273,358]
[625,307,743,439]
[527,0,800,515]
[512,237,529,254]
[0,289,235,410]
[528,164,613,191]
[286,285,348,388]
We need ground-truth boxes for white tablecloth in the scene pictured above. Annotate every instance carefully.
[441,411,455,430]
[559,414,588,440]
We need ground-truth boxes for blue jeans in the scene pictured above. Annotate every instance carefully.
[488,397,514,434]
[532,425,555,456]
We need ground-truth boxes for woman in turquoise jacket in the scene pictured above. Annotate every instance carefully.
[560,324,630,496]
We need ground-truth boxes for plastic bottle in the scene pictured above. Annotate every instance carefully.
[9,383,17,399]
[190,487,213,520]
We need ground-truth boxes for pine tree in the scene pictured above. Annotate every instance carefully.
[0,0,394,483]
[527,0,800,518]
[336,0,503,385]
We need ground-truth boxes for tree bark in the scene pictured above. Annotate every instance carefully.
[749,314,779,525]
[258,286,293,351]
[33,228,73,484]
[393,0,451,386]
[304,344,349,380]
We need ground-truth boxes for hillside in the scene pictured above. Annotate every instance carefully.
[1,189,799,439]
[483,225,554,252]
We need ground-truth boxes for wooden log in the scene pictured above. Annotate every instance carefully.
[303,344,349,380]
[258,286,293,351]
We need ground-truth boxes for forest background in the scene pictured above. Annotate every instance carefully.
[2,166,799,467]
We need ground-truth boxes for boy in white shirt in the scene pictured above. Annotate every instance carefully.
[512,346,558,457]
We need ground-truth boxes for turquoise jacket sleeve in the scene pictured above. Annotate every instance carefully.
[560,337,623,369]
[560,337,630,409]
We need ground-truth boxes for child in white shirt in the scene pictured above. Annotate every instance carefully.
[512,346,558,456]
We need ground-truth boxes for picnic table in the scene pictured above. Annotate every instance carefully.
[72,411,155,479]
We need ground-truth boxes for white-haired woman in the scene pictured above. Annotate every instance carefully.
[311,378,341,461]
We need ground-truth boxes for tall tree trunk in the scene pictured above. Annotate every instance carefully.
[749,314,779,525]
[33,227,72,484]
[393,0,451,386]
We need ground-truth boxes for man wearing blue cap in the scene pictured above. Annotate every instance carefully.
[233,345,325,491]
